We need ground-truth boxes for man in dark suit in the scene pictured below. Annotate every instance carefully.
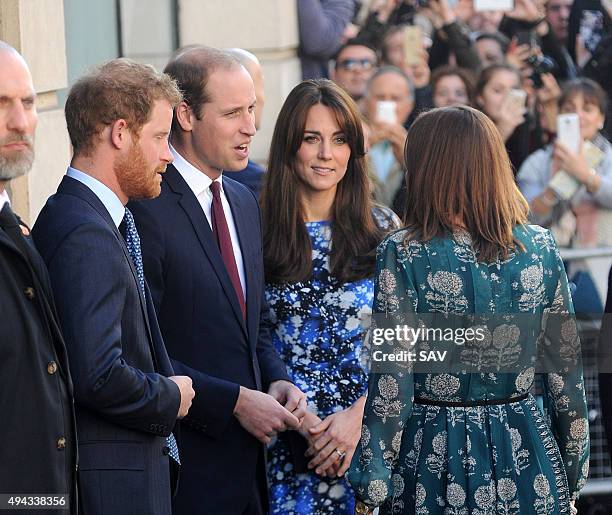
[32,59,195,515]
[0,41,78,512]
[225,48,266,199]
[129,47,306,515]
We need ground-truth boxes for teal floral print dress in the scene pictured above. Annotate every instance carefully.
[348,224,590,514]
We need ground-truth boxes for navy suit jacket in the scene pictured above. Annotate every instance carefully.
[32,176,181,515]
[229,159,266,199]
[129,164,289,514]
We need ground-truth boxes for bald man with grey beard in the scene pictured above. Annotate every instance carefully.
[0,41,78,512]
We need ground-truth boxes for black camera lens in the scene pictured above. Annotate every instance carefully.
[529,55,556,88]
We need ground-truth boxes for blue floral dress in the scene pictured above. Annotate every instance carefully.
[265,207,399,515]
[348,225,590,514]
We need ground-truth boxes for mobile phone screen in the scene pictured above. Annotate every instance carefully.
[403,25,423,66]
[580,10,605,53]
[473,0,514,12]
[557,113,581,154]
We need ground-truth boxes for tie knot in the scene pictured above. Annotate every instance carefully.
[210,180,221,200]
[123,207,136,229]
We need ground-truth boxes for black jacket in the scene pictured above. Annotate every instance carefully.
[0,203,77,513]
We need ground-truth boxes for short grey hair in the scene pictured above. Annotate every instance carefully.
[366,65,415,101]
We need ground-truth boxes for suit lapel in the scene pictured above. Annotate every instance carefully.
[224,179,258,344]
[0,207,23,259]
[164,166,248,337]
[0,204,52,300]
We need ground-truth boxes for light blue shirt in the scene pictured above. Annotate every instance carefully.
[369,141,396,184]
[67,167,125,228]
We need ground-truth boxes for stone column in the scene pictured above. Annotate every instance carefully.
[0,0,71,223]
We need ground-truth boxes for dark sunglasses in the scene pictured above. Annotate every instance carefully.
[336,58,376,71]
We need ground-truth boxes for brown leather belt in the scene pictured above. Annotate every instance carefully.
[413,392,529,407]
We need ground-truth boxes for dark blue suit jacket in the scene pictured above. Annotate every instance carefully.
[129,164,289,514]
[32,176,181,515]
[229,159,266,199]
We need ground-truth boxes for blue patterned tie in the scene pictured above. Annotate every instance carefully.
[122,208,181,465]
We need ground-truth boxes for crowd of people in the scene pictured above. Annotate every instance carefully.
[1,0,611,513]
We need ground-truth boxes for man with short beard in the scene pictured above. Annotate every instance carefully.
[0,41,78,513]
[32,59,195,515]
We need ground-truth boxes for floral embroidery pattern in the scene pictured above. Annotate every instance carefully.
[348,225,589,514]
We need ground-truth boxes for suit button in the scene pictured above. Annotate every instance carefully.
[57,437,66,450]
[47,361,58,375]
[162,446,170,455]
[24,286,35,300]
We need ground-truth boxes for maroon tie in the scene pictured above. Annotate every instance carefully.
[210,181,246,319]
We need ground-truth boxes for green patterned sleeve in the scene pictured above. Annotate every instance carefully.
[348,232,416,508]
[540,236,590,500]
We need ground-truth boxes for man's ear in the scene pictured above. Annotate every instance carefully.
[110,119,130,149]
[176,101,195,131]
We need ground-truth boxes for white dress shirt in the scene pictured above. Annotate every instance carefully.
[67,167,125,228]
[0,189,10,212]
[170,145,246,300]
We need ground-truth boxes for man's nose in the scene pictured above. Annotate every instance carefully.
[161,141,173,163]
[241,111,256,137]
[7,103,31,133]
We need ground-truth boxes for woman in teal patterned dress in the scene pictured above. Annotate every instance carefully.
[349,106,589,514]
[260,80,399,514]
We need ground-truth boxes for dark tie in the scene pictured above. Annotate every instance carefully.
[121,208,181,465]
[209,181,246,319]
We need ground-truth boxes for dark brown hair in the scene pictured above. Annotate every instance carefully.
[559,77,608,114]
[164,46,240,132]
[261,79,383,284]
[65,58,182,155]
[430,65,476,106]
[401,106,529,262]
[474,63,521,106]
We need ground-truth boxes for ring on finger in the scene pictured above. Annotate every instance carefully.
[334,449,346,460]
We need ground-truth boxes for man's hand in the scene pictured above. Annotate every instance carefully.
[370,0,401,23]
[373,122,408,164]
[507,0,544,21]
[234,387,300,445]
[267,380,308,423]
[506,42,532,71]
[169,375,195,419]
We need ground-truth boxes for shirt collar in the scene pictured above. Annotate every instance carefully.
[67,167,125,228]
[170,144,223,196]
[0,189,10,212]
